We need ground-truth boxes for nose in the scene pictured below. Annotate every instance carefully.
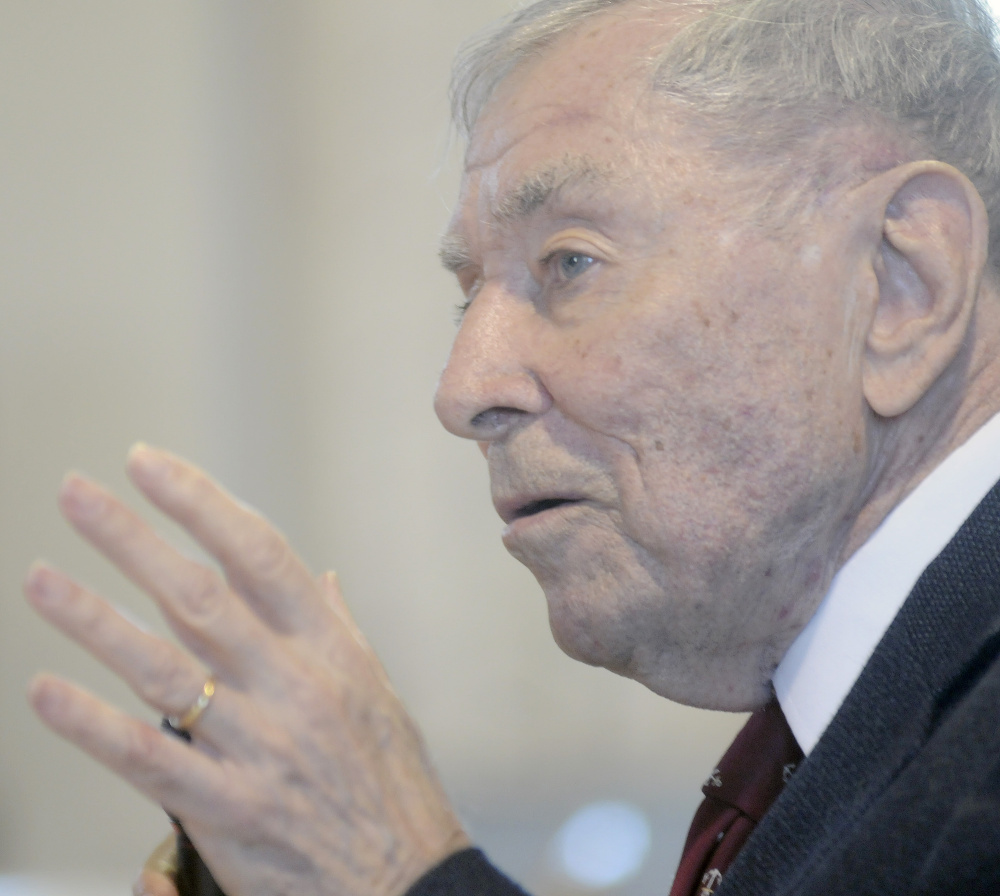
[434,288,552,442]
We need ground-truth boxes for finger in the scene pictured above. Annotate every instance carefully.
[318,570,361,638]
[57,473,280,684]
[134,869,179,896]
[134,833,180,896]
[25,563,245,747]
[28,674,229,824]
[126,444,324,635]
[316,571,409,708]
[318,571,386,678]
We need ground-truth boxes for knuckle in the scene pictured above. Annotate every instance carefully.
[239,524,291,582]
[73,591,111,638]
[138,653,193,710]
[179,465,214,506]
[121,722,163,770]
[170,465,217,526]
[176,568,226,620]
[226,782,267,831]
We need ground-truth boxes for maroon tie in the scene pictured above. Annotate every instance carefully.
[668,699,804,896]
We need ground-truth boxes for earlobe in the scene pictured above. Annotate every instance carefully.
[862,161,988,418]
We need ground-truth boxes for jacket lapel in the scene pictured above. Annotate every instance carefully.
[717,478,1000,895]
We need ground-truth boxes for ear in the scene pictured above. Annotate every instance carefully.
[862,161,989,418]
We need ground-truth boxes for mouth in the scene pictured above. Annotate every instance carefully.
[517,497,578,517]
[501,496,582,524]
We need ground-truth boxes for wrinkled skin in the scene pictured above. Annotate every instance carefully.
[433,5,1000,712]
[29,3,1000,895]
[28,446,469,896]
[434,8,876,710]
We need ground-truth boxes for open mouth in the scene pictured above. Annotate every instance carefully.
[514,497,579,519]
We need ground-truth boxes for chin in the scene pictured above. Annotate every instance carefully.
[531,550,781,711]
[546,598,777,713]
[547,609,623,671]
[543,590,637,674]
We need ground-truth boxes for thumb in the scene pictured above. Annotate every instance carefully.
[133,834,180,896]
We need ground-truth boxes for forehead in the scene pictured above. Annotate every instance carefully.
[453,7,701,230]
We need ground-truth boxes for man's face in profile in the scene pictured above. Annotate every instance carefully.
[434,7,874,711]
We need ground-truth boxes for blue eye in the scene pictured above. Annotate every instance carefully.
[554,252,595,280]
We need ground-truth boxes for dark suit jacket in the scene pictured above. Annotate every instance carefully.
[720,477,1000,894]
[407,480,1000,896]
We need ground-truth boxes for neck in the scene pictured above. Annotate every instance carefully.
[842,283,1000,564]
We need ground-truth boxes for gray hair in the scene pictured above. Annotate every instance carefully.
[451,0,1000,263]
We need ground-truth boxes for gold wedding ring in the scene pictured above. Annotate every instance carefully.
[168,675,216,733]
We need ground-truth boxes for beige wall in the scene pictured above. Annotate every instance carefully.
[0,2,744,891]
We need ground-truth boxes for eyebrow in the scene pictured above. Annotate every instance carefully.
[438,156,621,274]
[439,233,472,275]
[495,156,618,223]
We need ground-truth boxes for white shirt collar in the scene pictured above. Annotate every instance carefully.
[773,411,1000,756]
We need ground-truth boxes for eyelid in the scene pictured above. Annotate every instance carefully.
[538,228,608,268]
[453,267,483,322]
[538,242,603,285]
[456,264,482,294]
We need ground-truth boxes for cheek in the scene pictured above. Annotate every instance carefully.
[547,298,746,455]
[543,314,748,557]
[549,283,865,551]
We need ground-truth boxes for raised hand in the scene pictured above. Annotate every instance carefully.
[27,444,469,896]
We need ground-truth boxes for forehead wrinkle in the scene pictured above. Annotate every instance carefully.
[439,156,635,274]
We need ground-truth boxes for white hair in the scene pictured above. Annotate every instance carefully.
[451,0,1000,262]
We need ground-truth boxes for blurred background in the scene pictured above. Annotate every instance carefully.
[0,1,797,893]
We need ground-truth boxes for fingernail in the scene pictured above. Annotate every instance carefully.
[128,442,170,480]
[59,474,105,519]
[24,562,66,605]
[27,675,65,717]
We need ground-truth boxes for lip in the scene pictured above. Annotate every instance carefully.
[496,495,590,544]
[494,493,586,525]
[501,498,588,544]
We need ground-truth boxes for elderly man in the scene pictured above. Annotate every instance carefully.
[27,0,1000,893]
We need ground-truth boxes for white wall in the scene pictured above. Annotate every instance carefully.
[0,3,744,892]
